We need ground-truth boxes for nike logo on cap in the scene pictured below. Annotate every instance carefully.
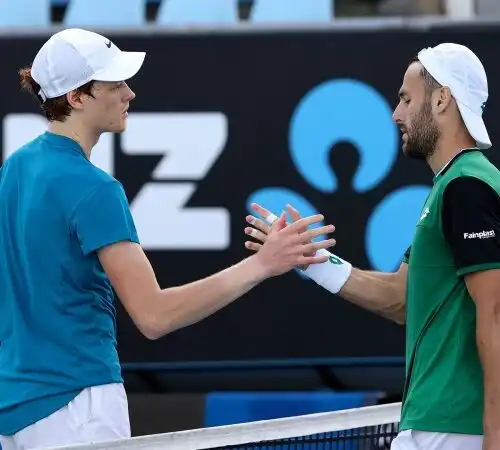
[105,40,111,48]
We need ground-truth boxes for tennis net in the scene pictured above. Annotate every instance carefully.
[51,401,401,450]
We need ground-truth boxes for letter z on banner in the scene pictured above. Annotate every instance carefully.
[2,112,230,251]
[122,113,229,250]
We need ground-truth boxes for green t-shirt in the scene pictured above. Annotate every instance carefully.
[400,149,500,435]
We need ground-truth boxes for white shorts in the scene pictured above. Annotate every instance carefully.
[391,429,483,450]
[0,383,130,450]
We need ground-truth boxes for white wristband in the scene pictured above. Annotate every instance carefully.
[303,249,352,294]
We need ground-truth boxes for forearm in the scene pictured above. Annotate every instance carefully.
[304,250,406,325]
[150,255,268,339]
[338,268,406,324]
[476,306,500,445]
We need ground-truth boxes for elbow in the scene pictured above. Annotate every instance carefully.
[394,304,407,325]
[387,298,406,325]
[393,314,406,326]
[127,290,178,340]
[134,312,173,341]
[140,325,164,341]
[391,286,406,325]
[383,306,405,325]
[127,287,194,340]
[392,302,406,325]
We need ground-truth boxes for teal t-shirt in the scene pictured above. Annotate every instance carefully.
[0,132,139,435]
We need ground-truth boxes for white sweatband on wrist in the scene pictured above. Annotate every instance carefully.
[304,249,352,294]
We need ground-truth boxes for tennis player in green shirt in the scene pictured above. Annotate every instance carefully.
[244,43,500,450]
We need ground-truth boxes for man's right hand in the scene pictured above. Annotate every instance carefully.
[250,209,335,278]
[244,203,336,271]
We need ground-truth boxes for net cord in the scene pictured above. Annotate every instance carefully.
[46,401,402,450]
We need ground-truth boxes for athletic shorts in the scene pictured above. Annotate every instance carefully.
[391,429,483,450]
[0,383,130,450]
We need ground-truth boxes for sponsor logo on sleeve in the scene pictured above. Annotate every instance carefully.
[463,230,496,239]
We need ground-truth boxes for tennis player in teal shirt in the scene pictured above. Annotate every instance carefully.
[0,28,333,450]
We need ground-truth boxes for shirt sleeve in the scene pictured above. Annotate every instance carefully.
[72,181,140,256]
[442,176,500,276]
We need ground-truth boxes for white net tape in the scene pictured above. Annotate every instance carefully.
[47,402,402,450]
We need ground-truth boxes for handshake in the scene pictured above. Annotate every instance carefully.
[242,203,352,294]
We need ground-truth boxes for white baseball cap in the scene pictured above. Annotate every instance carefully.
[418,43,491,149]
[31,28,146,102]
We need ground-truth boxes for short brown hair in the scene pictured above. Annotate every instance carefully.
[408,56,442,94]
[19,66,95,122]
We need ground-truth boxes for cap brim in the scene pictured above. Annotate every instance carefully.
[93,51,146,82]
[456,101,492,149]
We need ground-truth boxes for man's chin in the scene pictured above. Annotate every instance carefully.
[401,142,416,158]
[104,122,127,134]
[403,146,428,161]
[402,141,416,158]
[113,124,127,134]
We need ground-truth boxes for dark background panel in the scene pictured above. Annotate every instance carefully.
[1,27,499,364]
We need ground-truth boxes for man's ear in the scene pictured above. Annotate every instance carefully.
[66,89,90,110]
[435,86,453,114]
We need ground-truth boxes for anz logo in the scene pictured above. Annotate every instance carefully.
[247,79,431,272]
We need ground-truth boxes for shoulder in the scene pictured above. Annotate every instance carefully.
[73,174,126,211]
[82,163,119,187]
[440,151,500,201]
[50,164,123,221]
[444,150,499,182]
[444,175,498,196]
[49,157,124,218]
[57,154,121,197]
[442,176,500,220]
